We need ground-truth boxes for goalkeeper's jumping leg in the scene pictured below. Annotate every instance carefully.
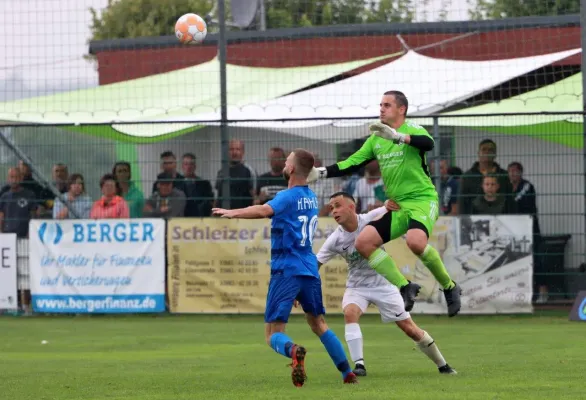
[405,222,461,317]
[355,212,422,312]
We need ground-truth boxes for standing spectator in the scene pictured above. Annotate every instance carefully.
[215,139,256,209]
[53,173,92,219]
[151,151,187,195]
[113,161,145,218]
[0,168,37,237]
[310,154,342,216]
[38,163,69,217]
[458,139,511,214]
[508,161,544,303]
[438,160,463,216]
[90,174,129,219]
[470,175,516,215]
[0,160,45,199]
[508,162,540,235]
[144,172,186,218]
[353,160,384,213]
[255,147,288,205]
[181,153,213,217]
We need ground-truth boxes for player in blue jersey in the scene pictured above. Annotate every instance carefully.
[213,148,358,387]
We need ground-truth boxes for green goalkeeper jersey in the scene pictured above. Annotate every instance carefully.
[336,120,438,203]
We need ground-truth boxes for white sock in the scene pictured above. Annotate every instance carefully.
[416,331,447,367]
[345,323,364,366]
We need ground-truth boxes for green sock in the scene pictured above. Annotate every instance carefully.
[418,245,455,290]
[368,248,409,288]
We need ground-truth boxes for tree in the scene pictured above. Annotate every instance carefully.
[90,0,214,41]
[90,0,416,40]
[468,0,579,20]
[366,0,415,24]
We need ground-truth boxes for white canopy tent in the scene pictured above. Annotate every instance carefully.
[149,47,581,144]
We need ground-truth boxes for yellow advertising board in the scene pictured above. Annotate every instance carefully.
[168,215,535,315]
[167,217,451,314]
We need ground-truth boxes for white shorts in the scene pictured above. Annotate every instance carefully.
[342,285,410,323]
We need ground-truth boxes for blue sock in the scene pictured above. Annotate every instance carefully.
[269,332,294,358]
[319,330,352,379]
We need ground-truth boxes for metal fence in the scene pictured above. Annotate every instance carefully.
[0,112,584,313]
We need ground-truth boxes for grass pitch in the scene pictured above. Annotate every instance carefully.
[0,312,582,400]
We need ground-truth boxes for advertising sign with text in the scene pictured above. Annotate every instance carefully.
[30,219,166,313]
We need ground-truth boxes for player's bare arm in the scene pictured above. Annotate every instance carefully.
[212,204,274,219]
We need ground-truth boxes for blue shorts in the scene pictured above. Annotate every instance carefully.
[264,272,326,323]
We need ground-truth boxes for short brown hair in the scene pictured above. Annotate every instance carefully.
[384,90,408,115]
[68,173,85,193]
[292,148,315,177]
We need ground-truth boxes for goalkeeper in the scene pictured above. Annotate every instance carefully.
[307,90,461,317]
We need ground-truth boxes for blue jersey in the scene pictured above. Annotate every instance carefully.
[266,185,320,278]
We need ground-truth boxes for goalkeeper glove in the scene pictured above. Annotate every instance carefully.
[307,167,327,183]
[369,121,406,144]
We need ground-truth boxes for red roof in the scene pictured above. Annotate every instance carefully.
[91,18,580,85]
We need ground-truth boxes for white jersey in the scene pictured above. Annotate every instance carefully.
[317,207,390,289]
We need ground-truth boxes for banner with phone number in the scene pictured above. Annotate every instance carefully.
[167,215,534,315]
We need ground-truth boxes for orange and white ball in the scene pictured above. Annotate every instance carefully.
[175,13,207,45]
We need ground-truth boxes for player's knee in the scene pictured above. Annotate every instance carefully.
[306,314,328,336]
[343,305,362,324]
[355,226,381,258]
[406,229,428,255]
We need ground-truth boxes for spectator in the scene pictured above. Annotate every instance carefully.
[338,151,362,195]
[144,172,186,218]
[113,161,145,218]
[470,174,517,215]
[151,151,187,195]
[310,154,343,216]
[90,174,129,219]
[53,173,92,219]
[0,167,37,237]
[459,139,512,214]
[438,160,463,216]
[181,153,213,217]
[508,161,545,303]
[255,147,288,205]
[353,160,384,213]
[38,163,69,217]
[508,162,540,235]
[215,139,256,209]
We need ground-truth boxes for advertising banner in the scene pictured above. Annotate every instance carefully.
[29,219,166,313]
[0,233,17,310]
[167,215,534,315]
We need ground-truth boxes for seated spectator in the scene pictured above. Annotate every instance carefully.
[144,172,186,218]
[53,173,92,219]
[151,151,187,195]
[90,174,129,219]
[353,160,384,213]
[0,167,38,238]
[255,147,288,205]
[471,175,516,215]
[181,153,213,217]
[113,161,144,218]
[215,139,256,209]
[459,139,512,214]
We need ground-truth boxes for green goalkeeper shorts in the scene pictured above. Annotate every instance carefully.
[388,199,440,240]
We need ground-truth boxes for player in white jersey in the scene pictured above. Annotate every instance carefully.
[316,192,457,376]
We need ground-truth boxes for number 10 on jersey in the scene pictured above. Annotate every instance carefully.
[298,215,318,246]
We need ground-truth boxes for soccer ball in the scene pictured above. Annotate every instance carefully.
[175,13,207,45]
